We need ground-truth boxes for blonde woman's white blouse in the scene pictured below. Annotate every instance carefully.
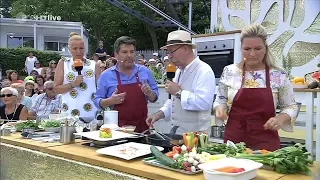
[213,64,298,132]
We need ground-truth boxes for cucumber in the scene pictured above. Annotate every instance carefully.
[150,146,177,168]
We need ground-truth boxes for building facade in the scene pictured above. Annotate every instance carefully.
[0,18,89,57]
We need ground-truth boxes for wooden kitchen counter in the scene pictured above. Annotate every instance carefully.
[1,134,319,180]
[0,133,87,152]
[293,88,320,92]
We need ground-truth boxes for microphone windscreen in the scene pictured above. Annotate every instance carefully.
[74,59,83,67]
[166,63,176,79]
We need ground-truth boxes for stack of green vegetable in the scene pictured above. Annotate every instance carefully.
[235,143,313,175]
[15,120,40,131]
[197,142,246,156]
[41,120,61,128]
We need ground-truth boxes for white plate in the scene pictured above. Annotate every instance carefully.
[198,158,263,180]
[96,142,164,160]
[74,130,136,141]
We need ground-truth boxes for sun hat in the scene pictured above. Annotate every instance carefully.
[160,30,197,50]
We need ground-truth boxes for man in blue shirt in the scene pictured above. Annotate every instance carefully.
[94,36,159,133]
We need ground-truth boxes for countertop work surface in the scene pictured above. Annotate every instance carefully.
[1,134,319,180]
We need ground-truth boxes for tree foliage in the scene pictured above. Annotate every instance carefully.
[9,0,210,55]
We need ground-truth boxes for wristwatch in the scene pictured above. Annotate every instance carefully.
[175,90,182,100]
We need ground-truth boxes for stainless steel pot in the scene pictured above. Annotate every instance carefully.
[211,125,225,138]
[60,126,76,144]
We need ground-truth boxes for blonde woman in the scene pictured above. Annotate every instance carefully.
[0,87,28,123]
[213,24,297,151]
[54,32,101,120]
[46,60,57,79]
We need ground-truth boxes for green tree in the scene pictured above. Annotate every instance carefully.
[0,0,13,18]
[10,0,210,54]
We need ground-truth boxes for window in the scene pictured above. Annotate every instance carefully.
[45,42,59,51]
[45,42,68,52]
[59,42,68,52]
[7,36,34,48]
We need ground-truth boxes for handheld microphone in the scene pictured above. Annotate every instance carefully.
[166,62,176,99]
[74,59,83,75]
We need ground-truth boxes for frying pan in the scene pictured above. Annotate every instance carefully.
[146,126,184,148]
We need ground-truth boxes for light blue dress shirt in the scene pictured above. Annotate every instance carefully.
[94,64,159,109]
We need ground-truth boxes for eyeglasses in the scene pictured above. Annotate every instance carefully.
[1,94,14,98]
[166,45,184,55]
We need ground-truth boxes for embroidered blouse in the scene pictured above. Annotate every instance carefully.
[213,64,298,132]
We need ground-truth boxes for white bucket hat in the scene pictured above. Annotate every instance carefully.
[160,30,197,50]
[148,59,156,63]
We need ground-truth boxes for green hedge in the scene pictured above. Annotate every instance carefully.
[0,47,61,76]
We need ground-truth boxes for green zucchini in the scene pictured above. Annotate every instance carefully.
[150,146,177,168]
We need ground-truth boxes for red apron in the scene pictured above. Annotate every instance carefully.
[223,65,280,151]
[113,71,149,133]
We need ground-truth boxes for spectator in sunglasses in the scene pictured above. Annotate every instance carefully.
[0,87,28,123]
[46,60,57,80]
[29,81,62,120]
[33,60,44,75]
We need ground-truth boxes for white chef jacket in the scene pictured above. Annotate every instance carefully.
[160,57,216,125]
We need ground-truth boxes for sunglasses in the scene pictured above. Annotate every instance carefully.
[1,94,14,98]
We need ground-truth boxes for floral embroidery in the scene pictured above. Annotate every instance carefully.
[270,72,281,85]
[61,56,69,62]
[244,79,260,88]
[69,89,78,98]
[62,103,68,112]
[79,82,88,91]
[85,69,94,78]
[91,93,95,101]
[84,60,91,66]
[66,72,75,82]
[83,103,92,112]
[71,109,80,116]
[252,72,262,80]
